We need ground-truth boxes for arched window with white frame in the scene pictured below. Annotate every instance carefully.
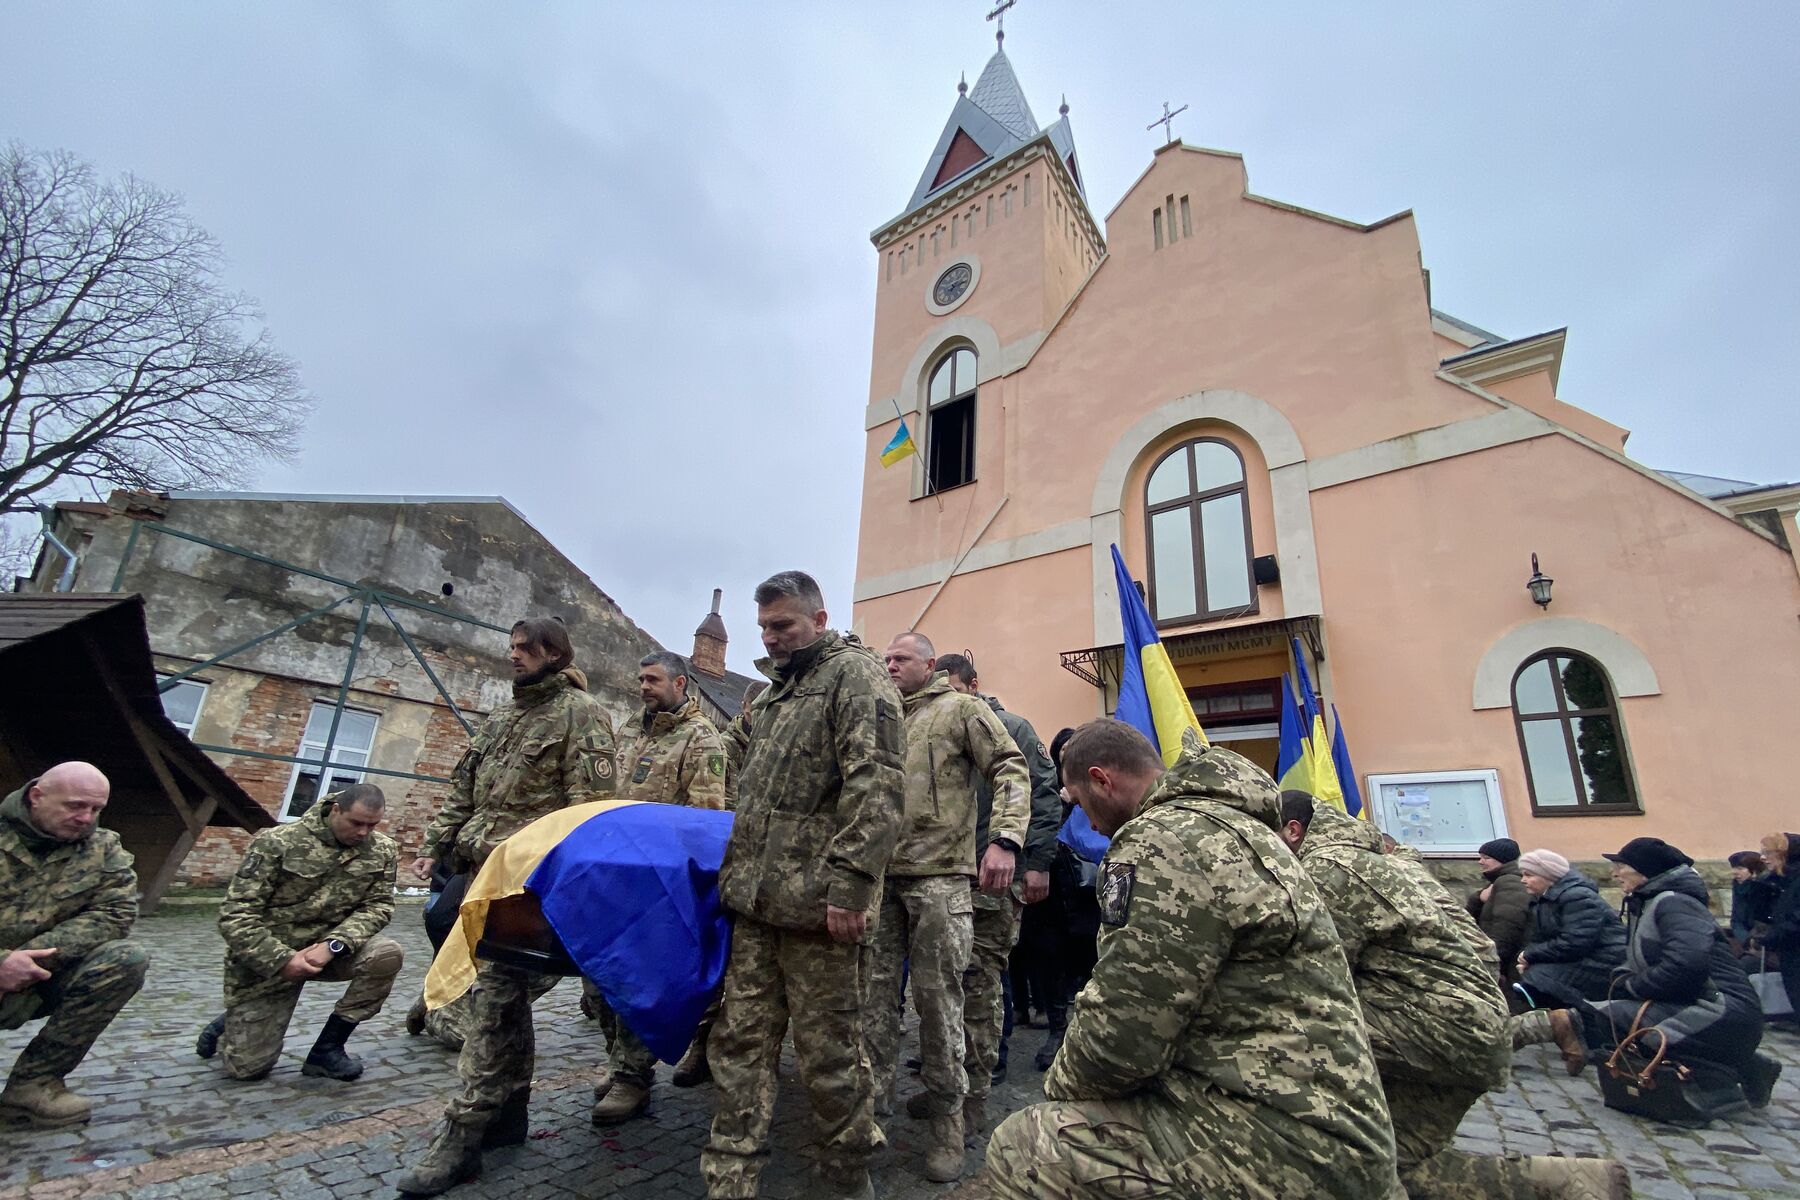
[1144,437,1256,624]
[926,346,977,494]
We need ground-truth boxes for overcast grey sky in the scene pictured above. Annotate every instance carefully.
[6,2,1795,672]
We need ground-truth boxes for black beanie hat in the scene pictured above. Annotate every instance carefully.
[1603,837,1692,879]
[1478,838,1520,864]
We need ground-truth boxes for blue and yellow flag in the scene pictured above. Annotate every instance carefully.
[1059,546,1209,862]
[1330,704,1364,819]
[425,799,734,1061]
[1277,639,1362,817]
[880,419,918,467]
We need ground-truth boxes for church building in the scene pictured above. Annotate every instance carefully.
[851,41,1800,861]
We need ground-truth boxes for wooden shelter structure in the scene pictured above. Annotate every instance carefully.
[0,593,272,909]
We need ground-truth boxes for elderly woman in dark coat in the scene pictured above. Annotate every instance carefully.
[1466,838,1530,988]
[1581,838,1780,1109]
[1511,850,1625,1011]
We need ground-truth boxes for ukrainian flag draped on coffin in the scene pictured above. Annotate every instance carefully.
[423,799,734,1062]
[1059,546,1210,861]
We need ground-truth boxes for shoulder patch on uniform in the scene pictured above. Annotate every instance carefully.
[595,756,614,779]
[708,753,725,777]
[1097,861,1135,927]
[239,851,267,878]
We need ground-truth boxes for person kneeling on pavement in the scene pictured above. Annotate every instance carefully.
[197,784,403,1082]
[0,763,149,1128]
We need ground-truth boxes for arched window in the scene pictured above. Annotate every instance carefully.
[926,346,977,493]
[1511,651,1640,814]
[1144,438,1255,623]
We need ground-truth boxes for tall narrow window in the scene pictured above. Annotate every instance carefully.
[1153,209,1164,249]
[1145,438,1256,623]
[157,675,208,736]
[926,347,978,493]
[1512,652,1640,814]
[1180,195,1193,237]
[282,702,380,820]
[1165,194,1177,242]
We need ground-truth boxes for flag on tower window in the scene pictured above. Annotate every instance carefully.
[880,418,918,467]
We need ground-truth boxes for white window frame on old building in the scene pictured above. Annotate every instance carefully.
[1366,768,1508,857]
[280,702,380,821]
[155,675,210,736]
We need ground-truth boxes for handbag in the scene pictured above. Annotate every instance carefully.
[1596,996,1741,1126]
[1753,950,1793,1019]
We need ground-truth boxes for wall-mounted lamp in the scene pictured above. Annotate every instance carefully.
[1526,553,1554,609]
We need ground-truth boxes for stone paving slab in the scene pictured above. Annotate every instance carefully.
[3,899,1799,1198]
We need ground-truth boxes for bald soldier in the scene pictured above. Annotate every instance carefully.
[1279,792,1630,1200]
[953,720,1401,1200]
[0,764,149,1128]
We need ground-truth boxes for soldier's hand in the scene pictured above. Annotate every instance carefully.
[278,950,326,982]
[978,843,1017,895]
[411,856,435,882]
[300,942,335,969]
[1023,870,1050,904]
[825,905,866,944]
[0,948,57,993]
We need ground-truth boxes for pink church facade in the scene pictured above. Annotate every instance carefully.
[851,48,1800,861]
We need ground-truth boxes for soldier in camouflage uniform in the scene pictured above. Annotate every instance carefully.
[397,617,618,1198]
[934,653,1061,1100]
[964,720,1402,1200]
[0,764,147,1128]
[701,571,903,1200]
[1280,792,1630,1200]
[195,784,401,1081]
[869,633,1028,1183]
[589,650,727,1122]
[718,680,763,808]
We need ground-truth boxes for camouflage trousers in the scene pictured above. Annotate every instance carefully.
[587,979,656,1088]
[442,960,560,1131]
[0,940,149,1085]
[416,971,557,1052]
[866,875,973,1117]
[218,936,403,1080]
[702,918,878,1199]
[987,1091,1402,1199]
[1507,1007,1555,1051]
[1385,1078,1535,1199]
[963,892,1020,1100]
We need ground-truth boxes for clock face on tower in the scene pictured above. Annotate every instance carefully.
[933,263,972,308]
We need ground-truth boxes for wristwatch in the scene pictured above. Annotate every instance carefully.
[325,938,349,957]
[992,837,1021,854]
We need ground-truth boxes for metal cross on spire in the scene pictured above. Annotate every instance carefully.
[1147,100,1189,145]
[987,0,1016,47]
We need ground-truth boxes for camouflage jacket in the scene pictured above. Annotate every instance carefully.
[424,667,617,870]
[973,695,1062,878]
[217,801,399,979]
[892,675,1028,878]
[718,631,903,931]
[613,697,727,810]
[0,785,138,971]
[1296,805,1510,1091]
[1045,741,1399,1200]
[719,711,751,808]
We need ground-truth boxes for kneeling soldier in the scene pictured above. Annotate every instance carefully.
[197,783,402,1081]
[1,763,149,1127]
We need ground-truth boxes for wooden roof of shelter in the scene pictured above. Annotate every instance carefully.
[0,593,272,909]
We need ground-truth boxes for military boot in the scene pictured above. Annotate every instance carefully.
[591,1067,613,1102]
[589,1079,649,1124]
[195,1012,226,1059]
[405,994,429,1037]
[481,1085,531,1149]
[301,1014,365,1081]
[904,1089,933,1120]
[939,1168,1000,1200]
[962,1094,987,1145]
[671,1039,711,1087]
[1547,1009,1587,1076]
[924,1107,965,1182]
[1523,1156,1630,1200]
[1743,1053,1783,1108]
[395,1120,482,1196]
[1034,1022,1066,1071]
[0,1077,92,1128]
[814,1166,875,1200]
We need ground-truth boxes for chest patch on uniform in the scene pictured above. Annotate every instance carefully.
[595,756,614,779]
[632,756,653,785]
[1097,861,1135,927]
[708,753,725,777]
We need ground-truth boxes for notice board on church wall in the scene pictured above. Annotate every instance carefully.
[1366,769,1507,855]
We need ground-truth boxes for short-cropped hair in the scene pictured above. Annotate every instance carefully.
[331,782,386,813]
[1061,719,1162,784]
[934,652,976,685]
[1279,789,1316,830]
[890,630,935,658]
[511,616,574,670]
[639,651,688,680]
[753,570,824,615]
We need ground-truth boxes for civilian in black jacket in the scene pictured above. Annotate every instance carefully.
[1466,838,1530,989]
[1755,832,1800,1020]
[1727,850,1779,954]
[1585,839,1780,1108]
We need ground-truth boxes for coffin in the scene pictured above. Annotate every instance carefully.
[474,891,580,976]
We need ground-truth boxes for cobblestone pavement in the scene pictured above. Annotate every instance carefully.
[3,899,1799,1198]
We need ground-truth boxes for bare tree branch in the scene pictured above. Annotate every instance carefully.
[0,144,312,516]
